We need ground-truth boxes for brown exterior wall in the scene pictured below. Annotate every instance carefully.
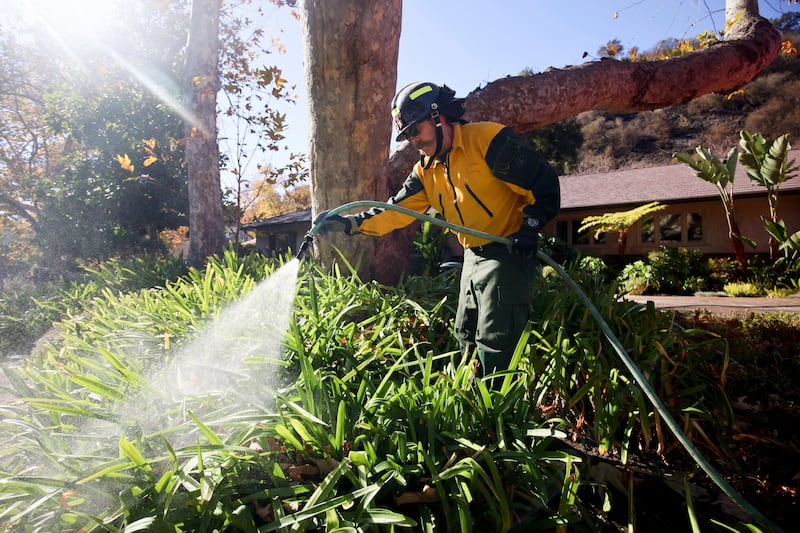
[549,193,800,259]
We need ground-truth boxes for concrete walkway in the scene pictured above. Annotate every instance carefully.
[625,294,800,316]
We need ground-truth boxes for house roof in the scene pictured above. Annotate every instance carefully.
[242,150,800,225]
[242,208,312,230]
[560,149,800,211]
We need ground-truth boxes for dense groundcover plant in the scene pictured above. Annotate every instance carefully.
[0,250,771,532]
[0,254,189,357]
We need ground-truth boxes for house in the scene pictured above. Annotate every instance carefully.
[241,208,311,257]
[553,149,800,259]
[243,150,800,260]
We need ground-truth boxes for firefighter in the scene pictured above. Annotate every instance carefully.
[316,82,561,377]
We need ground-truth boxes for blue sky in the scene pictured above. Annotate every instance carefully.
[255,0,798,185]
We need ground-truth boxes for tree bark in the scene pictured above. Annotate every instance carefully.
[183,0,226,266]
[301,0,404,283]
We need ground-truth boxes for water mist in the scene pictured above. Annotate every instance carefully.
[62,258,302,460]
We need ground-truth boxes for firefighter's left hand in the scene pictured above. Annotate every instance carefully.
[507,224,539,256]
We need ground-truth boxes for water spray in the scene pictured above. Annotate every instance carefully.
[303,200,781,533]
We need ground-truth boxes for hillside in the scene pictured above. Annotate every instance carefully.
[568,28,800,175]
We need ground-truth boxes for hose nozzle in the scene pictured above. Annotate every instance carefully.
[295,232,314,260]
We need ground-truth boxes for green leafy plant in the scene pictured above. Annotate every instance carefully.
[673,147,756,272]
[532,260,733,463]
[579,201,666,257]
[0,250,765,531]
[723,281,762,297]
[618,260,656,295]
[0,254,189,357]
[738,130,799,262]
[647,245,708,295]
[411,219,458,276]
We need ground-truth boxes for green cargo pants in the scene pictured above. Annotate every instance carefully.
[454,242,536,377]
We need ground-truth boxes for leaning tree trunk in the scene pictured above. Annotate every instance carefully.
[183,0,226,267]
[301,0,406,284]
[463,0,780,132]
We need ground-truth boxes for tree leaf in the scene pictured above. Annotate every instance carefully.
[115,153,134,172]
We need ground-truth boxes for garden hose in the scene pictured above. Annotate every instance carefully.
[303,201,781,533]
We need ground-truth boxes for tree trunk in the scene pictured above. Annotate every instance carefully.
[301,0,404,283]
[727,210,749,272]
[464,2,780,133]
[618,232,628,257]
[183,0,226,267]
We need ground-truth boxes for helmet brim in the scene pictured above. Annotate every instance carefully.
[395,127,411,143]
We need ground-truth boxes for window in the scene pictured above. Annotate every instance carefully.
[572,220,590,245]
[641,216,655,243]
[660,214,681,242]
[556,220,569,242]
[560,219,604,246]
[639,211,704,246]
[687,213,703,241]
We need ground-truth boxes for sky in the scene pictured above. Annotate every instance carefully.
[2,0,798,188]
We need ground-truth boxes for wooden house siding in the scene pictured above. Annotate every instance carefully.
[242,208,311,257]
[549,150,800,258]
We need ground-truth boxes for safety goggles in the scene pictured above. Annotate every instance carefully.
[399,121,423,142]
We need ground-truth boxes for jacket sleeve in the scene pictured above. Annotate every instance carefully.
[354,168,432,236]
[484,127,561,226]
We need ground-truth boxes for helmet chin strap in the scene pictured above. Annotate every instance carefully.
[421,107,443,170]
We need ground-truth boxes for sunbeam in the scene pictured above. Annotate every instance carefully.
[20,0,205,134]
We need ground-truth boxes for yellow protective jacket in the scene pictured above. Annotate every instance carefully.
[356,122,561,249]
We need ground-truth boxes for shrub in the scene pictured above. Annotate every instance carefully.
[618,260,656,294]
[746,254,800,293]
[743,78,800,140]
[723,281,762,297]
[577,254,607,278]
[0,253,190,357]
[706,257,739,290]
[0,250,743,531]
[676,311,800,403]
[647,245,708,294]
[0,282,65,356]
[614,246,715,295]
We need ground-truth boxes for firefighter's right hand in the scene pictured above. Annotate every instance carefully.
[314,211,359,236]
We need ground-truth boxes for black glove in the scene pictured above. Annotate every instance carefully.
[313,210,359,236]
[507,219,540,256]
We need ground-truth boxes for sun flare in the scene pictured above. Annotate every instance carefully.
[22,0,116,43]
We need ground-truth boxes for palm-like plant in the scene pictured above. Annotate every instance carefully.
[738,130,800,262]
[673,147,754,273]
[578,201,666,257]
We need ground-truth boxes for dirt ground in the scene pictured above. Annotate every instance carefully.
[619,299,800,532]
